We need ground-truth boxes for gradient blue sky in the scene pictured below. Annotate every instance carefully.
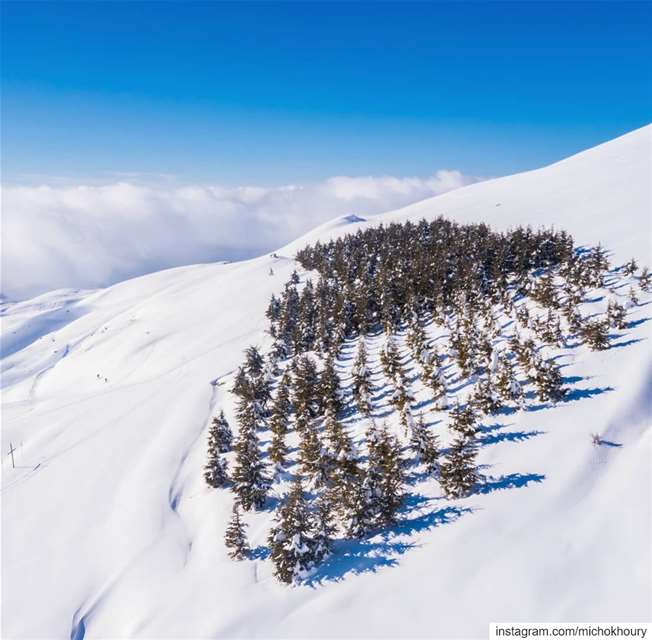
[2,1,651,185]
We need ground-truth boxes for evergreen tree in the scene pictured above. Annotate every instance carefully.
[298,423,331,489]
[531,358,567,403]
[421,355,447,410]
[623,257,638,277]
[379,336,402,382]
[471,376,501,415]
[204,446,229,488]
[204,414,232,488]
[225,502,249,560]
[211,411,233,452]
[628,286,639,306]
[231,366,251,400]
[495,355,524,407]
[448,402,478,438]
[313,488,337,562]
[580,319,610,351]
[244,345,265,378]
[607,299,627,330]
[410,413,440,475]
[639,267,651,292]
[292,355,320,422]
[269,370,292,469]
[232,401,269,511]
[319,354,342,416]
[268,479,319,584]
[391,374,415,434]
[364,423,405,528]
[439,432,479,499]
[352,339,373,415]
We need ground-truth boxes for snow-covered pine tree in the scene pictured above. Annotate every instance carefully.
[391,373,415,434]
[319,353,342,416]
[580,318,610,351]
[471,375,501,415]
[439,432,479,499]
[231,400,269,511]
[352,339,373,415]
[532,358,567,403]
[204,448,229,488]
[410,413,440,475]
[230,366,251,400]
[406,318,427,361]
[607,299,627,330]
[531,271,558,309]
[298,422,331,489]
[495,355,524,407]
[313,488,337,562]
[225,501,249,560]
[269,369,292,469]
[623,257,638,277]
[211,410,233,452]
[448,401,478,438]
[639,267,651,292]
[363,422,404,529]
[292,355,320,422]
[268,479,319,585]
[379,335,402,382]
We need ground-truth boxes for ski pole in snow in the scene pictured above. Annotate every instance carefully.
[8,442,16,468]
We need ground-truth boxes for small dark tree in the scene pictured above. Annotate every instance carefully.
[292,355,320,421]
[352,339,374,415]
[313,488,337,562]
[532,358,567,403]
[623,257,638,276]
[439,433,479,499]
[268,479,318,584]
[471,376,501,415]
[298,423,331,489]
[225,502,249,560]
[448,402,478,438]
[269,370,292,469]
[410,413,440,475]
[211,411,233,452]
[581,319,610,351]
[319,354,342,416]
[607,299,627,330]
[391,374,415,434]
[204,412,232,488]
[495,355,523,407]
[628,286,639,306]
[232,402,269,511]
[364,423,405,528]
[380,336,402,382]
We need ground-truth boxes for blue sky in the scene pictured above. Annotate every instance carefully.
[2,0,651,184]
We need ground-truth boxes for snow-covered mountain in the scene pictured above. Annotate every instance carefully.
[1,125,650,639]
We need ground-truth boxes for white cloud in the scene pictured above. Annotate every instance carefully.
[0,170,479,300]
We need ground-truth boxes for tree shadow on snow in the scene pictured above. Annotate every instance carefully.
[477,423,545,446]
[306,496,471,586]
[476,472,545,494]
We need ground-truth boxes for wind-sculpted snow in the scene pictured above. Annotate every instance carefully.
[1,126,650,638]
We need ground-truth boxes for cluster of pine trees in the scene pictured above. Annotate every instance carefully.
[204,217,648,585]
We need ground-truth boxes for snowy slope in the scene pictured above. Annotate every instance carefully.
[1,126,651,639]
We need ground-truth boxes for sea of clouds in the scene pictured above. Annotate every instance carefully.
[1,170,478,300]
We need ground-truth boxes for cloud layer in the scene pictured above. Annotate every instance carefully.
[1,170,478,300]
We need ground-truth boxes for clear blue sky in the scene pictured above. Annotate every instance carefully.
[2,1,651,184]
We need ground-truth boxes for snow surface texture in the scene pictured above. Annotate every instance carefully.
[1,125,651,638]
